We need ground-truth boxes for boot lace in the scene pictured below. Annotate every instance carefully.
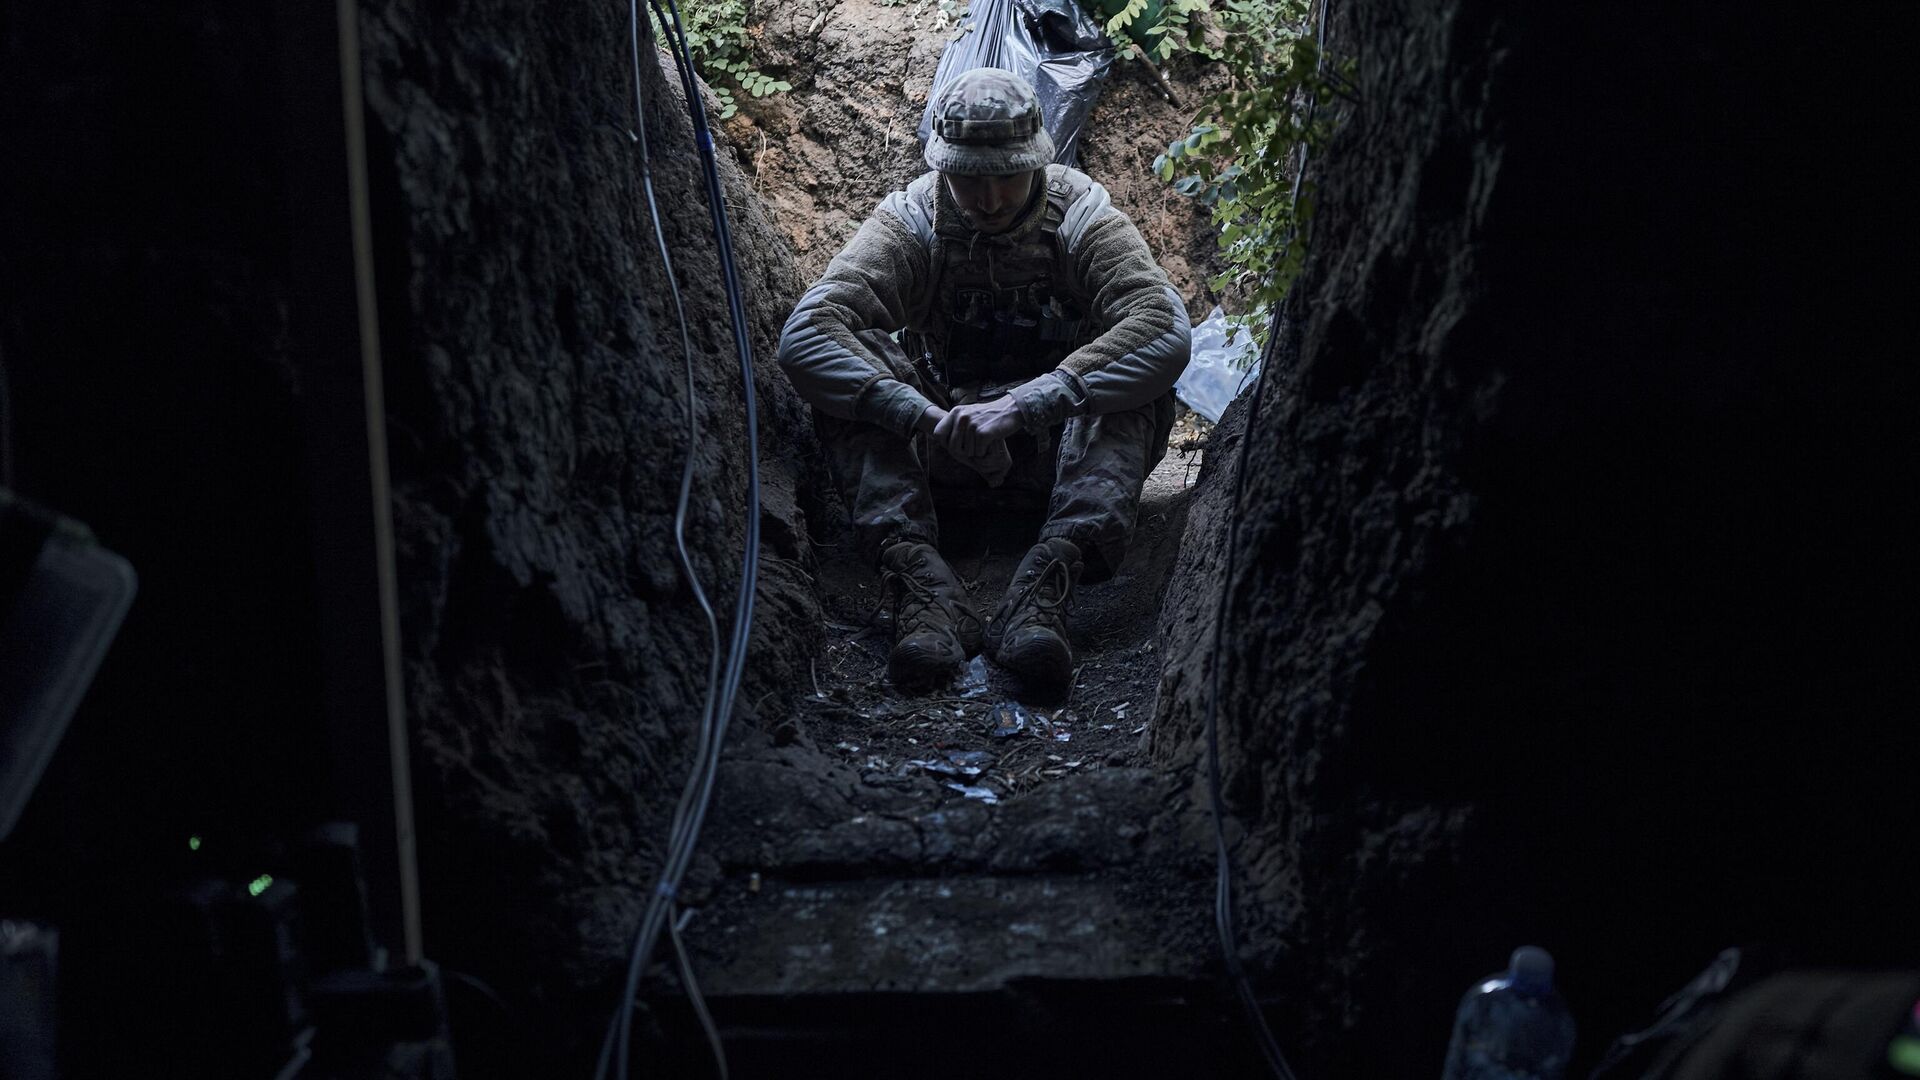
[874,556,983,642]
[1000,555,1072,635]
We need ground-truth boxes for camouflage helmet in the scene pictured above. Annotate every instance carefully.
[923,68,1055,176]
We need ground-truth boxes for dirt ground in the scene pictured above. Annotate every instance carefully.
[675,444,1221,1009]
[788,442,1203,804]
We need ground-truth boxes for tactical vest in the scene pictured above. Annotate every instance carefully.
[917,164,1097,392]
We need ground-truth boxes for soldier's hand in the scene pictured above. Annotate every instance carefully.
[933,397,1023,457]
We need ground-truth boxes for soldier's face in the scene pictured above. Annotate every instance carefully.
[945,170,1038,234]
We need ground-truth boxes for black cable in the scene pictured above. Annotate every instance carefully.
[596,4,706,1072]
[654,0,763,805]
[594,3,729,1078]
[655,0,764,944]
[595,2,762,1076]
[1202,1,1331,1077]
[626,0,722,901]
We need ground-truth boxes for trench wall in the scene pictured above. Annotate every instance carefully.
[359,1,823,1003]
[1153,2,1918,1074]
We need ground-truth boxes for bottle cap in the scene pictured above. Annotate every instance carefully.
[1510,945,1555,988]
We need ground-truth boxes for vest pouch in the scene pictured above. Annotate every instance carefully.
[943,288,997,386]
[990,307,1040,362]
[945,305,1057,387]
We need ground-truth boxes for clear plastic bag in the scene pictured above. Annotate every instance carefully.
[1173,306,1261,423]
[917,0,1115,168]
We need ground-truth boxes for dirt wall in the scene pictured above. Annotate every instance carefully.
[1153,2,1918,1074]
[359,2,824,1007]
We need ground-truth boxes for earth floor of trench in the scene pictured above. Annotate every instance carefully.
[637,439,1251,1067]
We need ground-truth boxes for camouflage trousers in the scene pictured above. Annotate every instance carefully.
[818,375,1169,585]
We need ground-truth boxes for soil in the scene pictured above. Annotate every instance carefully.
[787,447,1201,803]
[675,450,1217,1006]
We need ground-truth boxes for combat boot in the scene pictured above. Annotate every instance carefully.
[877,538,985,687]
[986,537,1082,689]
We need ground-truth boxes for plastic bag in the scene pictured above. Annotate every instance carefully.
[917,0,1115,168]
[1173,306,1261,423]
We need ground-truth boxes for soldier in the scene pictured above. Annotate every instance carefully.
[777,68,1191,690]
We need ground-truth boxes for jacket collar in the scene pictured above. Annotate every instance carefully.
[932,169,1048,244]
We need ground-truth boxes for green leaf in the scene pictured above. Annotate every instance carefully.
[1146,4,1334,313]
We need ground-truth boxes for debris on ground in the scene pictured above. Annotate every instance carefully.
[989,701,1032,739]
[784,452,1196,803]
[945,749,994,771]
[944,783,1001,804]
[1169,405,1212,472]
[957,655,991,697]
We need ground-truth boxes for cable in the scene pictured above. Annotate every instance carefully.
[597,2,717,1073]
[669,905,729,1080]
[600,3,726,1077]
[658,0,766,964]
[595,2,762,1076]
[1202,1,1332,1077]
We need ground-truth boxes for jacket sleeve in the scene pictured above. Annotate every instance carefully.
[1007,183,1191,433]
[776,201,936,439]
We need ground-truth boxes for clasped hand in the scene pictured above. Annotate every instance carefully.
[919,397,1023,486]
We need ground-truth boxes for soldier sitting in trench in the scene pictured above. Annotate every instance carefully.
[777,69,1190,690]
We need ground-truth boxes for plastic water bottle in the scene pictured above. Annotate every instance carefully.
[1441,946,1576,1080]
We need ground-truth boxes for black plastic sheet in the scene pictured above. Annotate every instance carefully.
[917,0,1115,169]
